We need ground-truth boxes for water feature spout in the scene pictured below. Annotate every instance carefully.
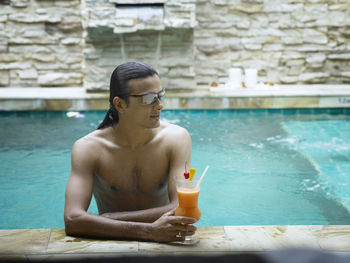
[120,33,125,61]
[155,31,162,68]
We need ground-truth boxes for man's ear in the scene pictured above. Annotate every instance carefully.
[113,97,127,113]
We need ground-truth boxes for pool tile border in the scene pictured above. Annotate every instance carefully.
[1,226,350,260]
[0,229,51,254]
[139,226,233,253]
[224,226,320,251]
[308,225,350,251]
[0,86,350,111]
[46,229,139,254]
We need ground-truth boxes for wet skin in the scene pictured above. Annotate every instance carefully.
[64,74,196,242]
[91,121,176,215]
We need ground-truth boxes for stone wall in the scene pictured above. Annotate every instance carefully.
[1,0,350,90]
[84,28,195,91]
[195,0,350,87]
[0,0,83,87]
[83,0,196,91]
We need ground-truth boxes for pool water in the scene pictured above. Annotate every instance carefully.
[0,109,349,229]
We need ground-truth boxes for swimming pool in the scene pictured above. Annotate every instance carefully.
[0,109,349,229]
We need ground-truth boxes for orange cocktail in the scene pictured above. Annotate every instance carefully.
[175,187,201,221]
[174,177,201,245]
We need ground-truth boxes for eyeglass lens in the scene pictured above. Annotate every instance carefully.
[143,91,165,104]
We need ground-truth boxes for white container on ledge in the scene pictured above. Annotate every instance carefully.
[227,68,242,89]
[244,68,258,89]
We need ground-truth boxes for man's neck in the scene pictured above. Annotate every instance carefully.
[112,122,156,150]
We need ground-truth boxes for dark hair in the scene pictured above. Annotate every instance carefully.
[97,61,158,129]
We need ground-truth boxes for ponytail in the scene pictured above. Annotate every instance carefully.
[97,106,119,129]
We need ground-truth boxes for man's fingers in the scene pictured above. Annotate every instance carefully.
[163,209,176,217]
[175,236,186,242]
[174,229,196,236]
[153,212,197,243]
[167,215,196,224]
[185,230,196,236]
[173,223,196,232]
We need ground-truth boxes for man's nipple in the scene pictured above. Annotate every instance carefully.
[110,186,118,191]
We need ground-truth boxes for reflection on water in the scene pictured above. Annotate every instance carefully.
[166,110,350,226]
[0,110,349,229]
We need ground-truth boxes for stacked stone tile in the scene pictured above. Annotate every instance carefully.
[195,0,350,87]
[0,0,83,87]
[83,0,197,91]
[1,0,350,91]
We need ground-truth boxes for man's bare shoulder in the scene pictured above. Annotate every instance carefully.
[74,129,102,147]
[72,128,113,157]
[158,121,191,162]
[158,121,191,143]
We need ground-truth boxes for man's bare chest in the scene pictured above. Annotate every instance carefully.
[96,146,169,194]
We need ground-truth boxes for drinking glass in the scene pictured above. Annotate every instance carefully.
[174,177,201,245]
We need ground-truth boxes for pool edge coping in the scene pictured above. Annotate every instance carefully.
[1,86,350,110]
[1,225,350,259]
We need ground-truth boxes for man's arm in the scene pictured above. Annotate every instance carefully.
[64,137,195,242]
[100,125,192,223]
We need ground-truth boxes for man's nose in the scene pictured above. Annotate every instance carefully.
[155,97,164,110]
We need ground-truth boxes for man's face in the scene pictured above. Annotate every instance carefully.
[124,74,164,128]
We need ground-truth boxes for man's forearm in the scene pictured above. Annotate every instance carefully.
[101,201,177,223]
[65,212,152,240]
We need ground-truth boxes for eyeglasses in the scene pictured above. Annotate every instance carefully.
[128,89,165,105]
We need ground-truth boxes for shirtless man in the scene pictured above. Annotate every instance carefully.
[64,62,196,243]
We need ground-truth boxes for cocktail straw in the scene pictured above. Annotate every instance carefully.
[196,165,209,188]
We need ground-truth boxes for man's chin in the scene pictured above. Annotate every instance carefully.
[149,116,161,127]
[143,120,160,129]
[152,120,161,128]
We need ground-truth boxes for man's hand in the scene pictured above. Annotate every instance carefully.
[149,210,197,243]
